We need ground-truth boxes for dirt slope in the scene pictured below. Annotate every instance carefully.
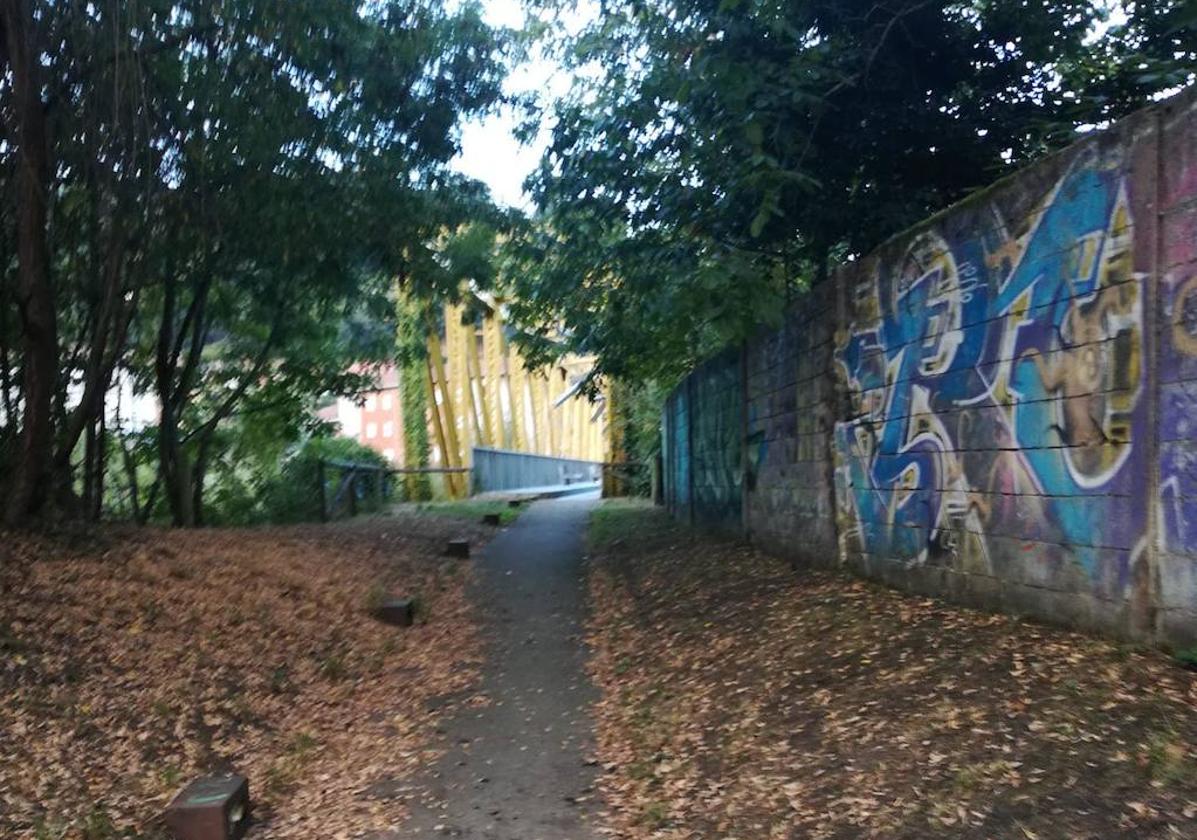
[0,511,495,839]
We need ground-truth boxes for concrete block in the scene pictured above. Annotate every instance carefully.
[445,539,470,558]
[164,773,250,840]
[373,597,415,627]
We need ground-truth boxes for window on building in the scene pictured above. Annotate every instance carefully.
[382,421,394,438]
[365,422,377,439]
[365,395,376,411]
[381,394,392,410]
[383,448,395,462]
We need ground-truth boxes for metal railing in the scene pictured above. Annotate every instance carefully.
[471,447,603,494]
[317,459,471,521]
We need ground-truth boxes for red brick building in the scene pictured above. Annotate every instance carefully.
[320,365,405,464]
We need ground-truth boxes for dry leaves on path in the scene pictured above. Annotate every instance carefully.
[0,510,495,839]
[585,500,1197,840]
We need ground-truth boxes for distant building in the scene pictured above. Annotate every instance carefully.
[318,365,405,464]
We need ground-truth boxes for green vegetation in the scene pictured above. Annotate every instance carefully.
[410,499,524,526]
[397,291,435,503]
[0,0,510,527]
[588,499,658,550]
[504,0,1196,386]
[2,0,1193,530]
[1173,647,1197,670]
[1145,723,1195,785]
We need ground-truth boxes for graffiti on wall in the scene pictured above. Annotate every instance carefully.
[833,148,1147,596]
[1162,274,1197,557]
[1159,150,1197,562]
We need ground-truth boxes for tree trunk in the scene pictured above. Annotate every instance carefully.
[119,434,140,521]
[56,228,129,484]
[154,271,199,529]
[190,436,212,528]
[2,0,59,526]
[84,416,97,514]
[82,408,107,521]
[158,403,195,527]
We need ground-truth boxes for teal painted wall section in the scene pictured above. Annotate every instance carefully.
[662,383,691,520]
[690,349,743,530]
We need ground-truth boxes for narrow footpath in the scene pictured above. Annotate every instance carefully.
[402,493,604,839]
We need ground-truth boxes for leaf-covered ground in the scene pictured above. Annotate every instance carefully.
[586,500,1197,839]
[0,509,501,839]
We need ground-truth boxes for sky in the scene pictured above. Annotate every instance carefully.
[450,0,583,211]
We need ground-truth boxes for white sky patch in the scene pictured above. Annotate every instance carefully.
[451,0,596,210]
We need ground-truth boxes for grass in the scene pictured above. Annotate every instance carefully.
[316,651,350,682]
[588,498,657,549]
[156,763,183,792]
[409,499,523,526]
[641,801,669,829]
[1146,725,1194,784]
[1173,647,1197,670]
[264,732,322,796]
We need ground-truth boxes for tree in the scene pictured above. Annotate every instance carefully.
[0,0,57,524]
[509,0,1196,385]
[0,0,510,525]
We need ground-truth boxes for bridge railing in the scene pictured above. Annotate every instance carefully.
[317,459,471,520]
[472,447,602,494]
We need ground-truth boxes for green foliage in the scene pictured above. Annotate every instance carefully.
[400,361,434,501]
[614,380,671,496]
[254,437,392,525]
[0,0,512,524]
[507,0,1195,385]
[397,290,434,501]
[1174,648,1197,670]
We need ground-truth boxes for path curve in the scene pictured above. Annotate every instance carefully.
[402,493,603,839]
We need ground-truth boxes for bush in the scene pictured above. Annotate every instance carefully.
[1174,648,1197,671]
[257,436,392,523]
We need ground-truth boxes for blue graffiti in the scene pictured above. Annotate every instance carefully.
[835,152,1144,585]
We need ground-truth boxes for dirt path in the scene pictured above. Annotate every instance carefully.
[402,494,604,839]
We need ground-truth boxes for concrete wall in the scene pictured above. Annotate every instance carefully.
[663,87,1197,646]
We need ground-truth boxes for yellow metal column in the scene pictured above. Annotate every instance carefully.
[482,312,504,447]
[541,372,558,456]
[445,303,481,455]
[468,318,493,447]
[528,371,546,455]
[508,349,528,452]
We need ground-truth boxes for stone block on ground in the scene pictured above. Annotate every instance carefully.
[164,773,250,840]
[372,597,415,627]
